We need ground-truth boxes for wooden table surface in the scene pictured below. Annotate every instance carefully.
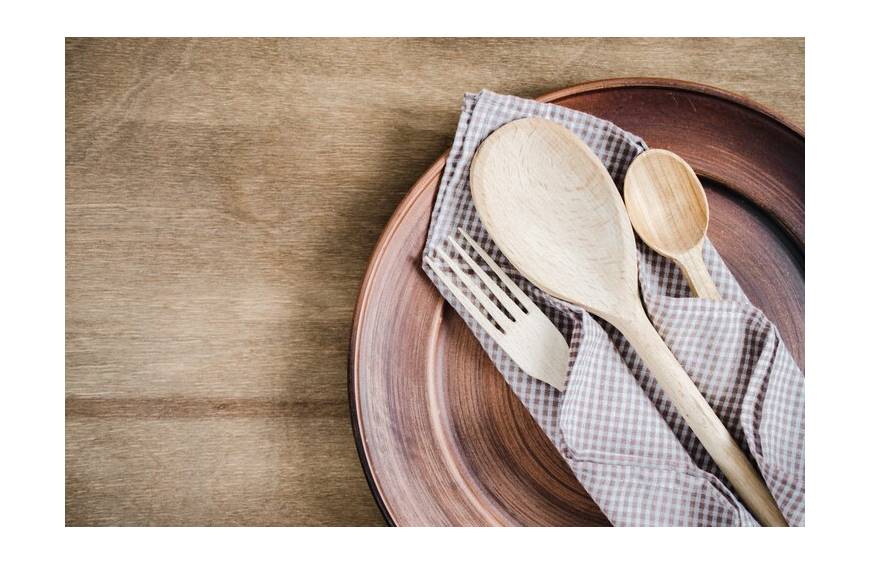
[65,37,804,526]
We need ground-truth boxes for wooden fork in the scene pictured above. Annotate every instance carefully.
[424,228,569,391]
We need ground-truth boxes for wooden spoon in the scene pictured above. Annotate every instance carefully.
[624,149,721,299]
[469,117,787,527]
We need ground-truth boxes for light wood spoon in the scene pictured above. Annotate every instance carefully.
[624,149,721,299]
[469,117,787,526]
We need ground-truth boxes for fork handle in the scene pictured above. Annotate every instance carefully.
[614,304,788,526]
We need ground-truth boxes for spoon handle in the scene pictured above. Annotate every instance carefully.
[616,305,787,526]
[676,245,721,300]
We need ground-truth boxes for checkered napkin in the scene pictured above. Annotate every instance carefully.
[422,90,805,526]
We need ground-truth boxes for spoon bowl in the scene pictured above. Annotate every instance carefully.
[469,116,638,320]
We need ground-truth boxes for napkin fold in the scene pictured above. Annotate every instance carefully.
[422,90,805,526]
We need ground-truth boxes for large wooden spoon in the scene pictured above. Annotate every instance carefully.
[624,149,721,299]
[469,117,786,526]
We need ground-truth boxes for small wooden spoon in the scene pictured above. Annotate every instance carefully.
[469,117,786,526]
[624,149,721,299]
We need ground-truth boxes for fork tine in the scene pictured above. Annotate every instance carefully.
[457,228,535,311]
[434,246,513,330]
[446,235,525,320]
[424,256,502,339]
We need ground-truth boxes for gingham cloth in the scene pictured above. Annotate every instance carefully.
[422,90,805,527]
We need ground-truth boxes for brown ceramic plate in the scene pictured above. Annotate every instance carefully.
[349,78,804,526]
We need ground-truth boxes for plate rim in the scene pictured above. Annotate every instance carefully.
[347,77,805,526]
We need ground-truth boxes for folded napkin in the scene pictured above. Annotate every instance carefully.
[422,90,805,526]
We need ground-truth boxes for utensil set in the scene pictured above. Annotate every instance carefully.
[430,117,785,526]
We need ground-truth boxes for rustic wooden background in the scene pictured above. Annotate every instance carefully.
[65,37,804,526]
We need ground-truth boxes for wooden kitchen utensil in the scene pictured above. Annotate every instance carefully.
[425,228,569,391]
[624,149,721,299]
[469,117,787,526]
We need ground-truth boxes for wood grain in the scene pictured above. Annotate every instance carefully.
[66,38,803,526]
